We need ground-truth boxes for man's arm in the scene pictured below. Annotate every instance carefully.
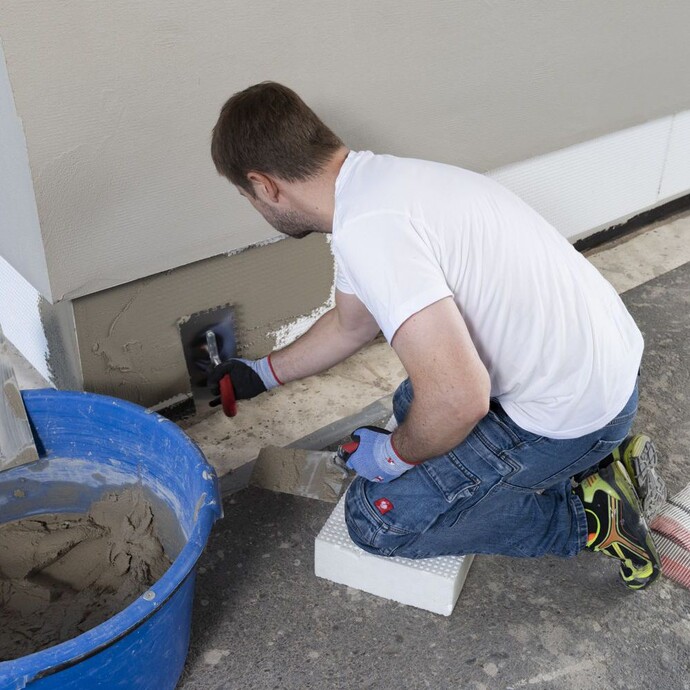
[390,296,491,463]
[269,289,381,383]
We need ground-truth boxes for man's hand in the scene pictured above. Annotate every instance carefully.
[207,356,281,406]
[343,426,415,483]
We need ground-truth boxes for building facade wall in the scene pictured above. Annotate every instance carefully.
[1,1,690,300]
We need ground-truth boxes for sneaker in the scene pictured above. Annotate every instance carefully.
[574,461,661,590]
[613,434,667,520]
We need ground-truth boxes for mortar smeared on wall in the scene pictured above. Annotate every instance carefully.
[268,281,336,349]
[73,235,336,408]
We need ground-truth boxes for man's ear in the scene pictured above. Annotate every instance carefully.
[247,172,280,203]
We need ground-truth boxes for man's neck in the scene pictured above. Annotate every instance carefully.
[287,147,350,233]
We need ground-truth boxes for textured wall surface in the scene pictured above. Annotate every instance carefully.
[72,234,333,407]
[1,1,690,300]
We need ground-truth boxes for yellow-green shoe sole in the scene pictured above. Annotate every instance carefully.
[614,434,667,520]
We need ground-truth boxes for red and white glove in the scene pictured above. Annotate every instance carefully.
[341,426,414,483]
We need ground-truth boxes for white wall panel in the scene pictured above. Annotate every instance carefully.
[0,256,49,380]
[488,117,675,241]
[659,111,690,201]
[0,40,51,299]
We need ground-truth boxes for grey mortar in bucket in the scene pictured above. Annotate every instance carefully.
[0,389,221,690]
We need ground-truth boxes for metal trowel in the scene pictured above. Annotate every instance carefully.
[250,445,353,502]
[179,304,238,419]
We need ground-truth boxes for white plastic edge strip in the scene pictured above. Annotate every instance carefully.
[0,255,50,381]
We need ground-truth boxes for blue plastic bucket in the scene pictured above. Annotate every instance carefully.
[0,389,222,689]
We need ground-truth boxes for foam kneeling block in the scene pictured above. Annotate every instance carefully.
[314,495,473,616]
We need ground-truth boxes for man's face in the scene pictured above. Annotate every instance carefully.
[238,187,319,239]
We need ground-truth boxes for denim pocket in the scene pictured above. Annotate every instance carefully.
[421,451,481,502]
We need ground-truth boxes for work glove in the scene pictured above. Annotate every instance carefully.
[342,426,414,483]
[207,356,281,406]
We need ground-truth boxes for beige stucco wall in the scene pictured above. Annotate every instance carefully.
[72,233,334,407]
[2,1,690,302]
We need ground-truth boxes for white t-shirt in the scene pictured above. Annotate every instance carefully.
[332,150,643,439]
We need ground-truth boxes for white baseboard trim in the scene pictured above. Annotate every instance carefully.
[487,109,690,241]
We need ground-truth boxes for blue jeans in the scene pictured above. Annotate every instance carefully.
[344,379,638,559]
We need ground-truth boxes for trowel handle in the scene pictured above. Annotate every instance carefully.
[219,373,237,418]
[336,440,360,464]
[206,329,237,417]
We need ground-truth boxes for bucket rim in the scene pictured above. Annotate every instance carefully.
[0,389,223,688]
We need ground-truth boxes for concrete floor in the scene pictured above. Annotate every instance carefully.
[178,221,690,689]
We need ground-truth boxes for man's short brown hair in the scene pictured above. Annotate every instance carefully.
[211,82,343,195]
